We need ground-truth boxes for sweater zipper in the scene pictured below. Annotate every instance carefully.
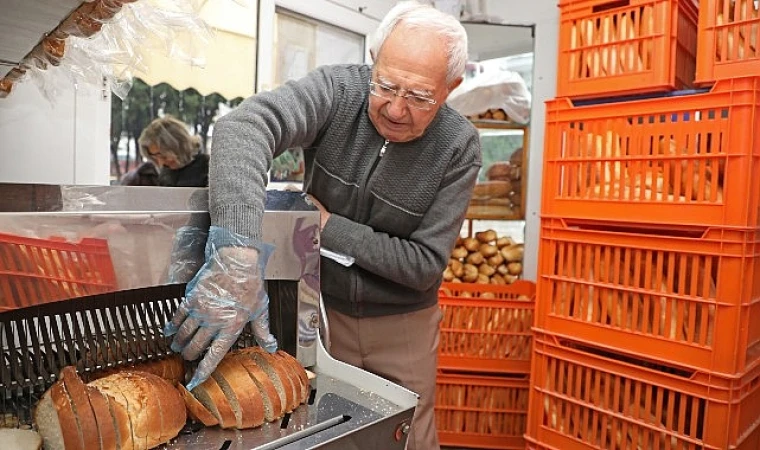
[353,138,389,315]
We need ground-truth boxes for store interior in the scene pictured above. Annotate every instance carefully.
[2,0,760,449]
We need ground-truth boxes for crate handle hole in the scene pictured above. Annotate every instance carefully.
[592,0,630,13]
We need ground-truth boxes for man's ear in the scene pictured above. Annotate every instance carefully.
[447,76,463,94]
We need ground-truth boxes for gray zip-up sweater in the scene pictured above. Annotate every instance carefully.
[210,64,481,317]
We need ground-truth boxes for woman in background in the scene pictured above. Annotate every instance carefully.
[138,116,209,187]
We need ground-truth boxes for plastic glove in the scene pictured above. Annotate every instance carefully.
[166,226,208,285]
[163,226,277,391]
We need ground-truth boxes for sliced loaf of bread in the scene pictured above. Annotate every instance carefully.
[190,376,237,429]
[233,352,283,422]
[178,384,218,427]
[213,358,265,429]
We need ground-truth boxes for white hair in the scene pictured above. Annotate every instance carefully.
[370,1,469,85]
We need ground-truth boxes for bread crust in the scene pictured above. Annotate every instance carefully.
[216,358,265,429]
[240,347,296,413]
[178,384,219,427]
[193,377,237,429]
[60,367,101,450]
[49,381,84,450]
[85,385,118,450]
[275,350,310,404]
[234,353,283,422]
[100,389,134,450]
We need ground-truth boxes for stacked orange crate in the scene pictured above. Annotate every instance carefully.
[435,281,536,449]
[527,0,760,448]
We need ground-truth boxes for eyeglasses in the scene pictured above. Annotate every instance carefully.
[368,81,437,111]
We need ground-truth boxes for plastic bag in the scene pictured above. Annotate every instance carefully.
[447,70,532,124]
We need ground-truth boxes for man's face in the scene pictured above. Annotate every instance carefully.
[368,26,459,143]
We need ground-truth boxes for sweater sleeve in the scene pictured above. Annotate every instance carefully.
[209,66,337,240]
[320,132,481,292]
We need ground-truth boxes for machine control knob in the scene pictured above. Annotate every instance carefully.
[393,421,411,441]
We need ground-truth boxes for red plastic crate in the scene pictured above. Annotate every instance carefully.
[435,372,529,450]
[696,0,760,84]
[557,0,698,99]
[542,76,760,228]
[0,232,117,310]
[438,281,536,374]
[536,218,760,375]
[526,331,760,450]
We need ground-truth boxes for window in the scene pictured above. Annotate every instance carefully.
[270,9,365,183]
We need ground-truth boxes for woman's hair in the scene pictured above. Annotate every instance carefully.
[370,1,468,85]
[138,116,201,167]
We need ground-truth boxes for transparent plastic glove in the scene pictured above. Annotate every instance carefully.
[166,226,208,285]
[163,226,277,391]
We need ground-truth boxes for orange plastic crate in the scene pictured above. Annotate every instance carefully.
[557,0,698,99]
[435,372,529,450]
[525,435,560,450]
[526,331,760,450]
[0,232,117,311]
[536,218,760,375]
[696,0,760,84]
[439,281,536,374]
[542,77,760,228]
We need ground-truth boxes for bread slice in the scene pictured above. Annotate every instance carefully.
[191,376,237,429]
[90,373,150,450]
[0,428,43,450]
[133,372,176,444]
[48,381,83,450]
[241,347,297,412]
[98,389,134,450]
[261,350,299,412]
[85,386,118,450]
[88,381,135,450]
[214,358,265,429]
[236,348,292,414]
[178,384,218,427]
[147,375,186,441]
[60,367,101,450]
[33,389,67,450]
[274,350,310,404]
[234,353,283,422]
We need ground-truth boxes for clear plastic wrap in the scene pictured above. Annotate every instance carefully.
[447,69,533,124]
[2,0,237,102]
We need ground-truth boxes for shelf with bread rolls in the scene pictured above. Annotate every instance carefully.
[466,120,529,222]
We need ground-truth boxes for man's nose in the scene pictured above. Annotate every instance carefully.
[386,95,407,118]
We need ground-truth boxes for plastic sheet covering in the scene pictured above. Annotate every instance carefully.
[447,69,532,124]
[0,0,252,102]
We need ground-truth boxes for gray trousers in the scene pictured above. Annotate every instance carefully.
[326,305,442,450]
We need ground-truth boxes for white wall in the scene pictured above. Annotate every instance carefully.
[482,0,559,281]
[0,71,111,185]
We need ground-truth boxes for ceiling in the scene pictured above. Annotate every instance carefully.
[463,21,534,61]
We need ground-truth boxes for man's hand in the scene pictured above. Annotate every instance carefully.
[163,227,277,391]
[306,194,331,230]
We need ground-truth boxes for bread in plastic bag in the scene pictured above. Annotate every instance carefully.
[447,70,532,124]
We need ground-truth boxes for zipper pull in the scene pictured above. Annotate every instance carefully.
[379,140,389,158]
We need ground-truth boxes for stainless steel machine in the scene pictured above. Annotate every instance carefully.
[0,183,417,449]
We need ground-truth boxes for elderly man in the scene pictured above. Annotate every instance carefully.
[165,2,481,449]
